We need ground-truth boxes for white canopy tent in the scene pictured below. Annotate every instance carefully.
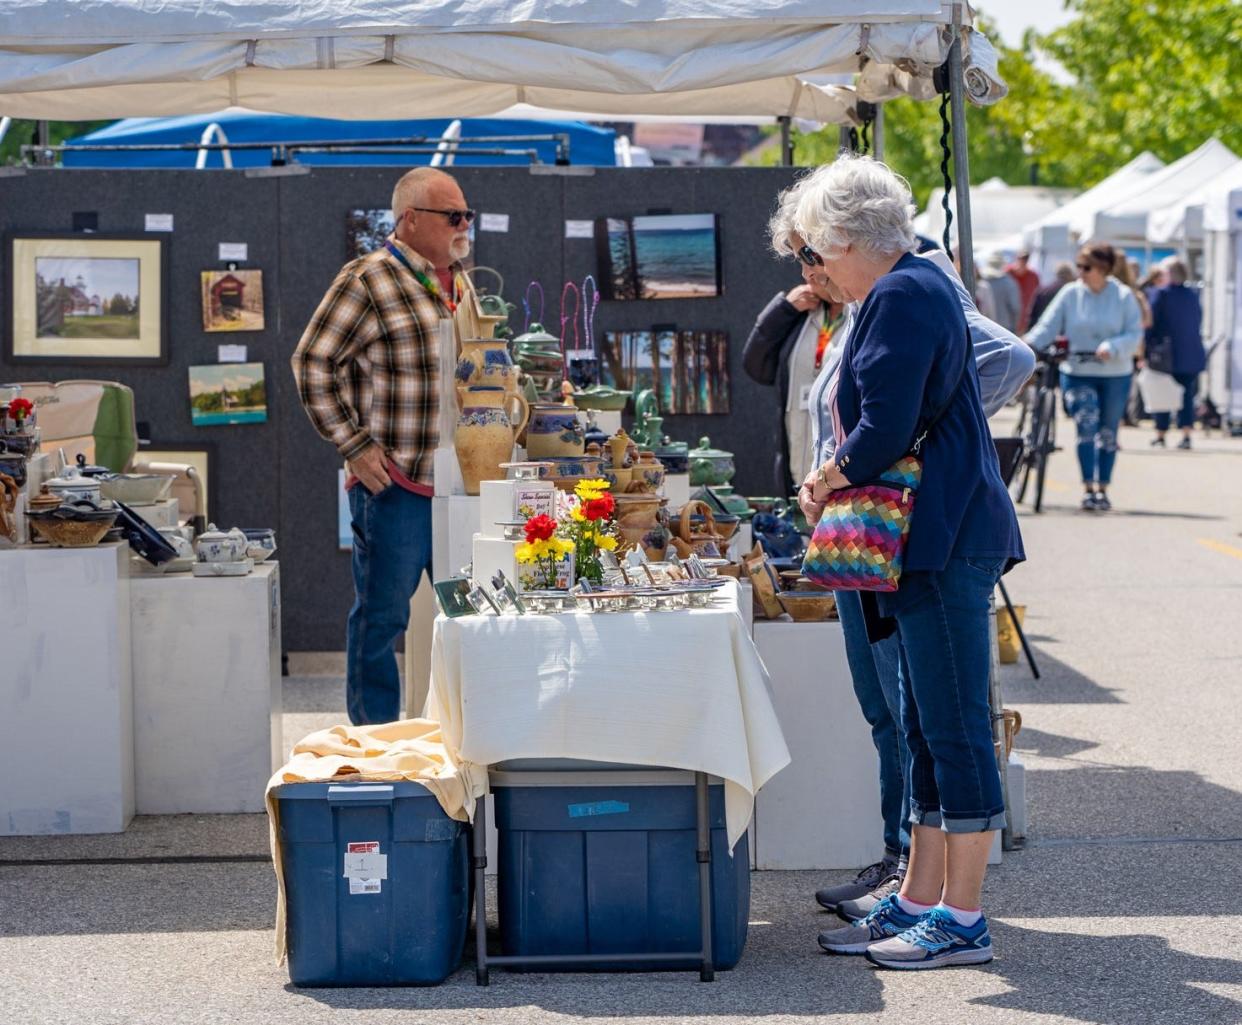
[1073,138,1240,245]
[1147,160,1242,248]
[0,0,1008,286]
[916,178,1078,259]
[1021,151,1165,273]
[1200,177,1242,425]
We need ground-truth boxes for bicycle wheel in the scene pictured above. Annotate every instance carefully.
[1011,388,1043,505]
[1012,382,1034,439]
[1032,387,1057,513]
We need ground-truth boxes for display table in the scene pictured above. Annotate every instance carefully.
[427,578,789,982]
[130,562,282,814]
[753,616,1002,868]
[0,543,134,834]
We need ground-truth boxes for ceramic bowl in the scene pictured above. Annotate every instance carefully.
[99,473,175,504]
[776,591,838,622]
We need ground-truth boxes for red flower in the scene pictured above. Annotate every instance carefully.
[584,493,615,521]
[524,513,557,543]
[8,398,33,420]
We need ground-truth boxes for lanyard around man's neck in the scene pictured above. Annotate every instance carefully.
[384,241,457,314]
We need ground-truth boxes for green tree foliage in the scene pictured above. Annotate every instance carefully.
[750,2,1241,206]
[1,120,113,165]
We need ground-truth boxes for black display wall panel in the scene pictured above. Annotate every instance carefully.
[0,165,800,649]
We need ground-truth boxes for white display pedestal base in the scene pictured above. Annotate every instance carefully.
[753,617,1000,868]
[0,543,134,835]
[130,562,282,814]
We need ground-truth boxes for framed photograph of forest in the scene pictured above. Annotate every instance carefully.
[4,233,168,365]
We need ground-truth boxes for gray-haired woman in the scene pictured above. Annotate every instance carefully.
[791,155,1024,970]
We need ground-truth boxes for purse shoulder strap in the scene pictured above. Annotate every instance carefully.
[911,331,973,455]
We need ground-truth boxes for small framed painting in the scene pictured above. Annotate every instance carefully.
[188,362,267,426]
[201,269,265,332]
[4,232,168,365]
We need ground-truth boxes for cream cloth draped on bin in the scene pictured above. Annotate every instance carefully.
[427,580,790,850]
[264,718,487,963]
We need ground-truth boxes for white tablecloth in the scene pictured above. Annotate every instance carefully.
[427,580,790,847]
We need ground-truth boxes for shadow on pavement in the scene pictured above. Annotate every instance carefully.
[1000,645,1124,705]
[976,921,1242,1025]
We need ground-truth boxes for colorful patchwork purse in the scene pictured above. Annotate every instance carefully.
[801,338,971,592]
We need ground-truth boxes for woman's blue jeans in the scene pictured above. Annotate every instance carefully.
[889,557,1006,833]
[346,484,432,725]
[1061,372,1132,486]
[1153,371,1199,432]
[835,589,910,857]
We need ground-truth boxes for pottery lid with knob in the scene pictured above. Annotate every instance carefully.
[692,436,734,460]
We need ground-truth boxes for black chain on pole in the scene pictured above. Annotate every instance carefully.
[938,90,954,260]
[861,118,872,156]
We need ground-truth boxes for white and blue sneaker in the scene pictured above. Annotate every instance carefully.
[864,906,994,969]
[818,893,922,955]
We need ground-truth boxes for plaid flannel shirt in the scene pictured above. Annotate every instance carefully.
[292,238,457,488]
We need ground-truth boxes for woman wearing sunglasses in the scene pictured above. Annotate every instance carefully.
[789,155,1024,970]
[1025,242,1143,511]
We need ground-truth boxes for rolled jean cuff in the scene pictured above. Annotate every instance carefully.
[942,808,1007,834]
[909,801,1007,834]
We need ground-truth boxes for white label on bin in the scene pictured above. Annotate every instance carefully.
[349,877,382,895]
[344,851,388,879]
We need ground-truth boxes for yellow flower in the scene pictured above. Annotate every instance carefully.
[595,533,618,551]
[570,505,587,522]
[575,478,610,500]
[556,538,576,556]
[515,542,537,563]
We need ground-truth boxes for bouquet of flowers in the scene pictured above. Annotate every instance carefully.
[6,398,34,429]
[515,478,618,588]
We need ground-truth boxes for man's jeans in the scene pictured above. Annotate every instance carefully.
[891,557,1007,833]
[835,589,910,857]
[346,484,432,725]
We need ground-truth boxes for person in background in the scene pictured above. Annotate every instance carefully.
[1115,254,1153,330]
[292,167,473,725]
[1005,250,1041,332]
[1029,262,1075,327]
[978,251,1021,333]
[743,275,847,496]
[1025,242,1142,512]
[1147,258,1205,449]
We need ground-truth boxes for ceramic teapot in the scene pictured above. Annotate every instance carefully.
[689,437,736,487]
[195,524,249,563]
[454,385,530,494]
[44,465,102,507]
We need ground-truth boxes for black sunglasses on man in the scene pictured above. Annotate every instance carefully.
[410,206,477,228]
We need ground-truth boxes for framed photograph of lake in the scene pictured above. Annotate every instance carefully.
[595,214,722,301]
[188,362,268,427]
[4,233,167,365]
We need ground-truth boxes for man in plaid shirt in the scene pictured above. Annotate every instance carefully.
[292,167,473,724]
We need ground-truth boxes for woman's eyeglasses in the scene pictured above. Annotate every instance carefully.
[1077,262,1096,273]
[797,244,824,267]
[411,207,477,228]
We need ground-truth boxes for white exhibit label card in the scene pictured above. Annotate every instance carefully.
[144,213,174,232]
[564,220,595,239]
[479,213,510,233]
[217,344,248,363]
[218,242,249,261]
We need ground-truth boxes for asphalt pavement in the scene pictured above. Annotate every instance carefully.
[3,414,1241,1025]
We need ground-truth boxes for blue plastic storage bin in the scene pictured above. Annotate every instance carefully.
[273,780,470,987]
[491,772,750,970]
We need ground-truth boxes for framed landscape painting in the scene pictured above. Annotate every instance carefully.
[4,233,168,365]
[188,362,268,427]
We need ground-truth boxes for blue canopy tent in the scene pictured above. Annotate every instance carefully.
[62,111,616,168]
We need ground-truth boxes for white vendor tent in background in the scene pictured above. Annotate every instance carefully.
[916,178,1078,260]
[1073,138,1240,248]
[1201,177,1242,425]
[0,0,1010,287]
[1021,152,1166,273]
[1148,161,1242,250]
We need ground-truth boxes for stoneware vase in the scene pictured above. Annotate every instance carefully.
[455,338,521,399]
[455,386,530,495]
[525,402,585,459]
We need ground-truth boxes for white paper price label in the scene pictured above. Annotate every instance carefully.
[564,219,595,239]
[479,213,510,233]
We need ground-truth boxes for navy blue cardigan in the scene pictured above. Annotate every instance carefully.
[833,253,1024,575]
[1147,283,1205,375]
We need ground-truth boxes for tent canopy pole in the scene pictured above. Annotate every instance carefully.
[947,22,975,293]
